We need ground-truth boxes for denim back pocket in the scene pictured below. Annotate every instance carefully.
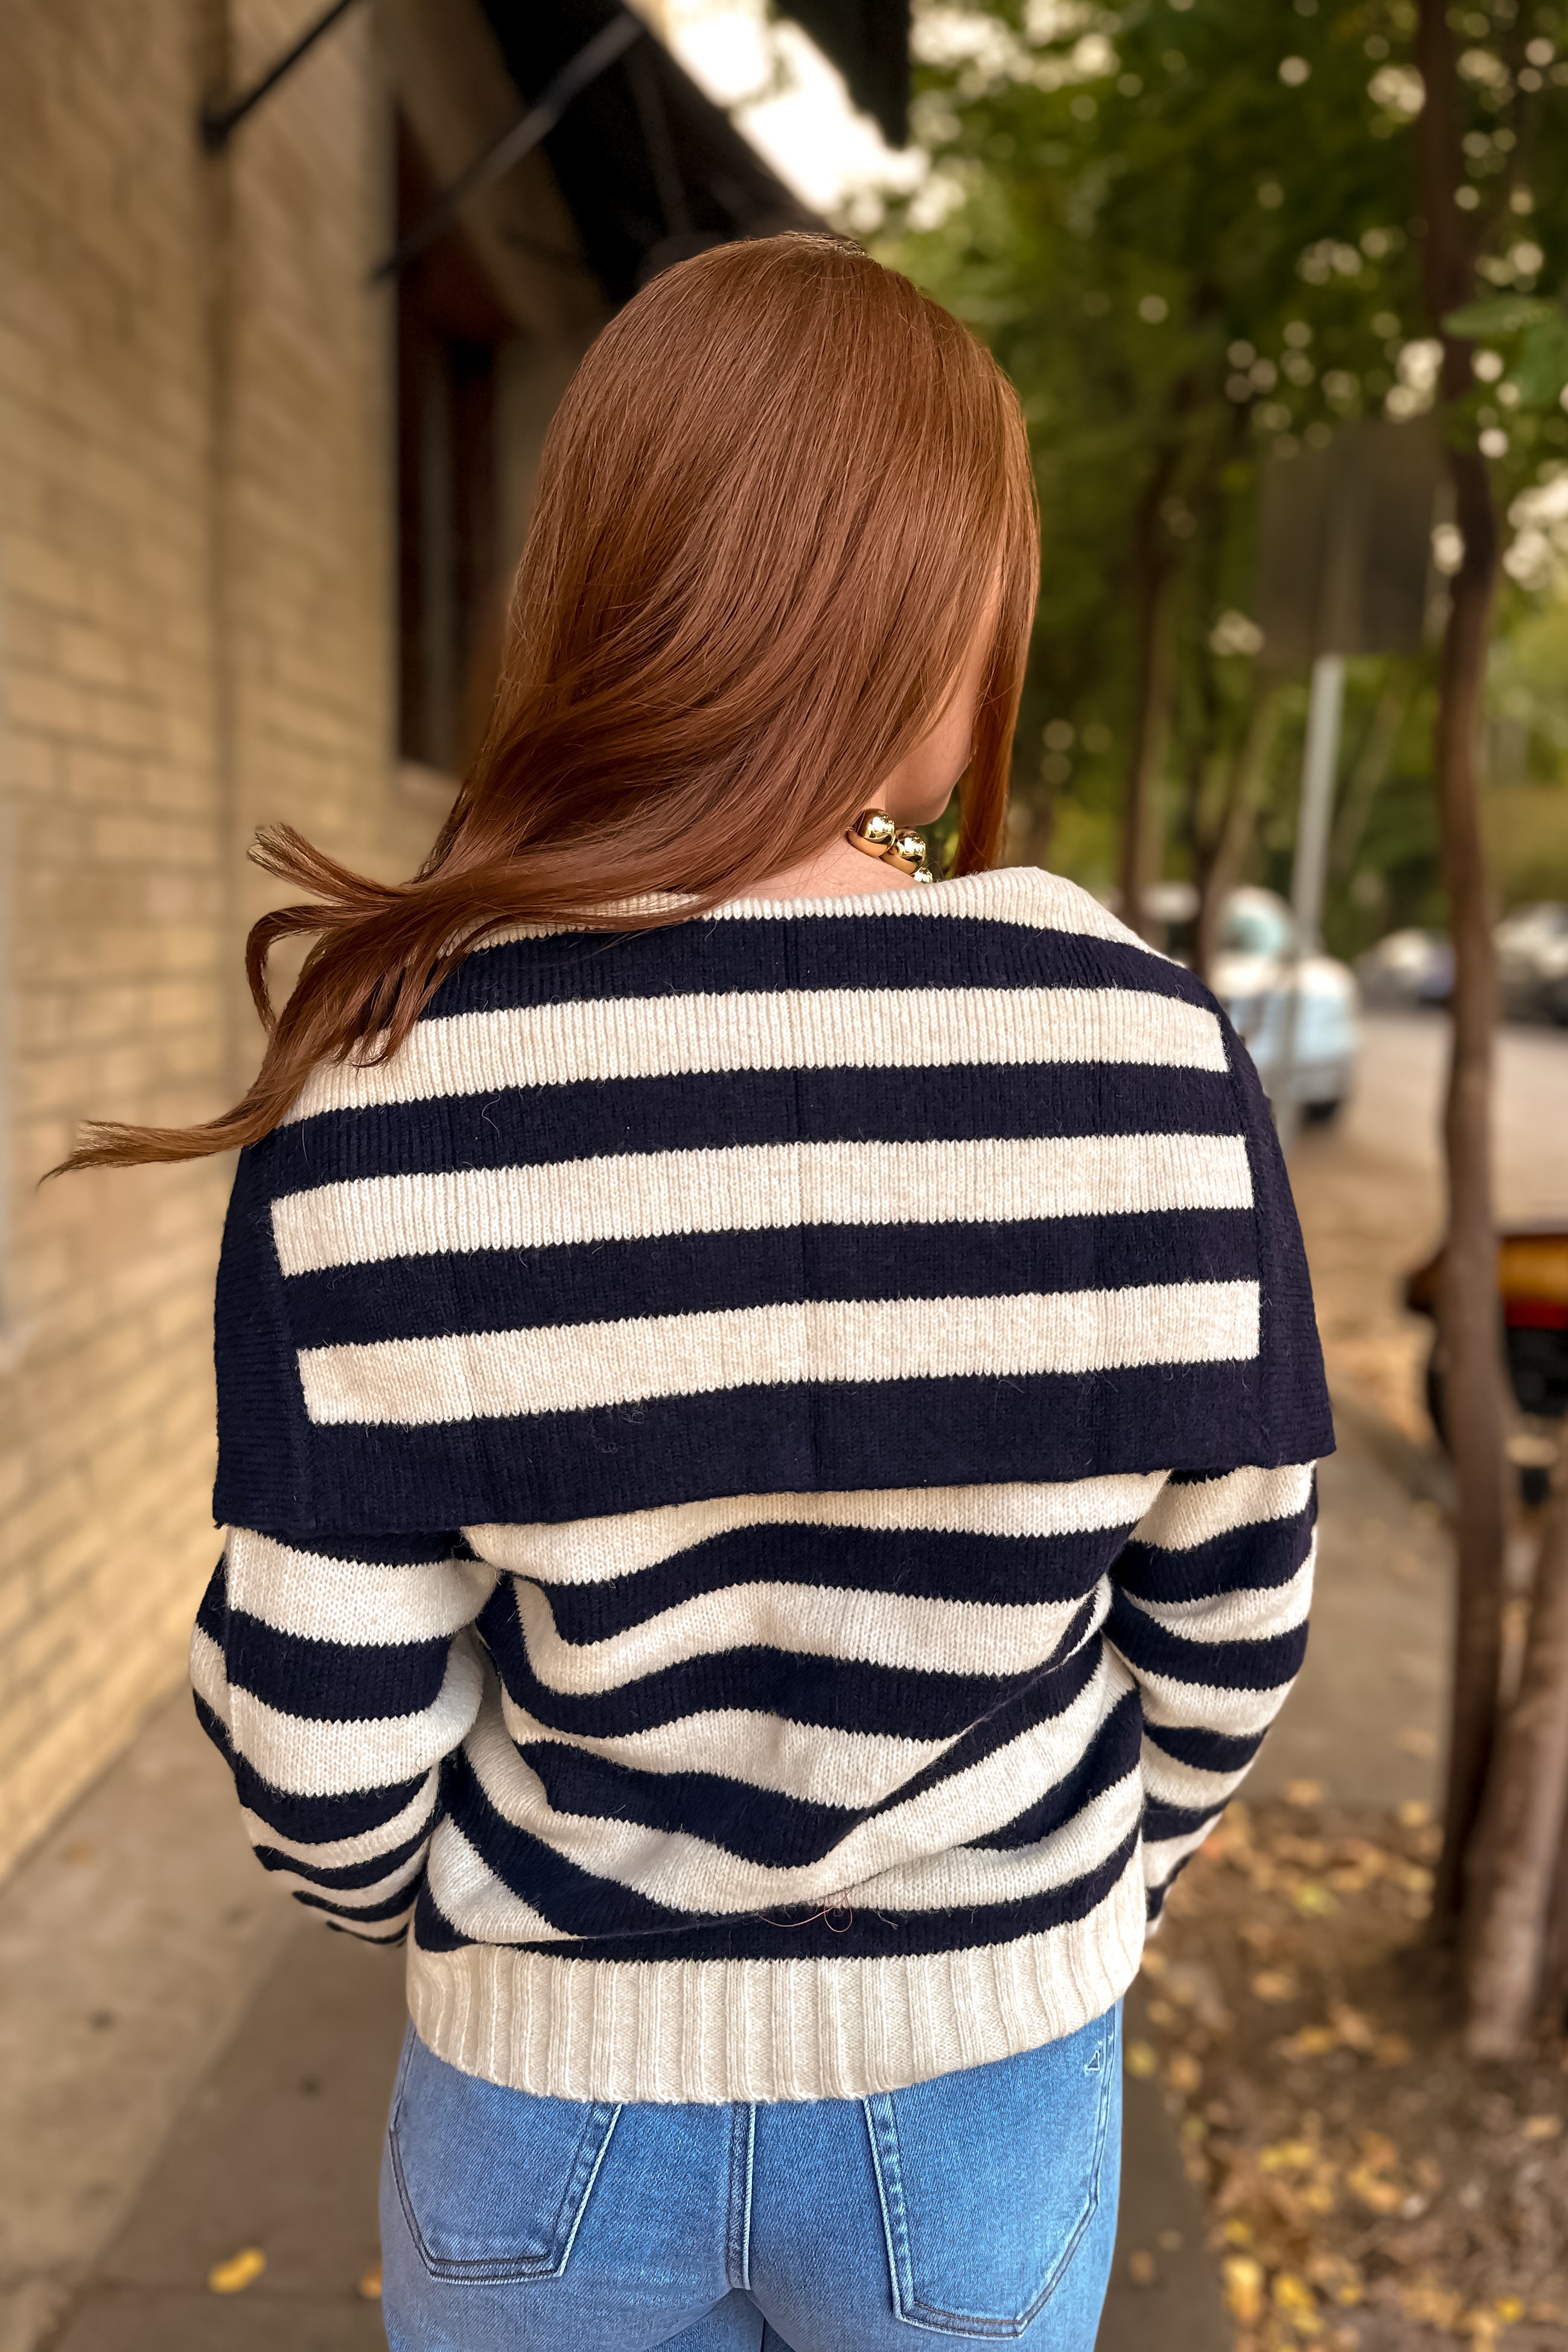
[862,2006,1118,2339]
[389,2028,622,2283]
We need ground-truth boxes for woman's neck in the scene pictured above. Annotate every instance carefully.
[740,830,919,905]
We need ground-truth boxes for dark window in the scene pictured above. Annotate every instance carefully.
[396,117,513,776]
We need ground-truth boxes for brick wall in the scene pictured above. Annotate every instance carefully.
[0,0,448,1876]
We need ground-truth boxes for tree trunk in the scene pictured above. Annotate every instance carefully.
[1463,1487,1568,2055]
[1543,1812,1568,2028]
[1117,461,1178,943]
[1416,0,1511,1937]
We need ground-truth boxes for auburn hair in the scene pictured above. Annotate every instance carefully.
[61,234,1038,1172]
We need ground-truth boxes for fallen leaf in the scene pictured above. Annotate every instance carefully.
[357,2266,383,2300]
[1494,2298,1524,2323]
[1284,1779,1325,1807]
[1400,2280,1465,2330]
[1139,1946,1168,1981]
[1395,1799,1431,1828]
[1373,2032,1412,2067]
[1166,2051,1203,2094]
[1158,2229,1185,2253]
[1397,1726,1437,1759]
[1521,2114,1562,2141]
[1273,2272,1318,2316]
[1281,2025,1340,2059]
[1259,2140,1316,2174]
[1329,2003,1374,2051]
[1222,2218,1254,2247]
[1307,2252,1364,2307]
[1292,1881,1338,1917]
[1125,2039,1159,2079]
[1251,1969,1299,2003]
[208,2246,266,2296]
[1147,1997,1178,2029]
[1223,2253,1267,2325]
[1128,2249,1158,2287]
[1345,2164,1404,2214]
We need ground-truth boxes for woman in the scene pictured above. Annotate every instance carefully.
[65,235,1330,2350]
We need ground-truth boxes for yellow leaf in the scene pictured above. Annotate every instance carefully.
[1223,2218,1254,2248]
[1522,2114,1562,2141]
[1259,2140,1316,2173]
[1125,2039,1159,2078]
[1346,2164,1404,2214]
[1494,2298,1524,2323]
[1147,1998,1178,2029]
[1284,1779,1324,1806]
[1166,2051,1202,2094]
[357,2266,383,2301]
[1292,1881,1338,1916]
[1223,2253,1267,2325]
[1251,1969,1299,2003]
[1302,2179,1337,2214]
[1281,2025,1339,2059]
[1328,2002,1374,2050]
[1139,1946,1168,1980]
[207,2246,266,2296]
[1273,2272,1318,2315]
[1395,1798,1431,1828]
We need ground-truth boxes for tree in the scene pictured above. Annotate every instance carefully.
[878,0,1429,931]
[882,0,1568,2053]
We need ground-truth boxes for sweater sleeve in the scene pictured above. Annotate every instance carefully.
[1105,1462,1317,1920]
[190,1527,494,1943]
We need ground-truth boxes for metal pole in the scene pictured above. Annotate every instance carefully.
[1292,651,1346,955]
[1275,651,1347,1147]
[199,0,363,152]
[372,13,643,281]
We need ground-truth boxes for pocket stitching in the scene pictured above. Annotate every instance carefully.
[865,2025,1117,2338]
[390,2062,622,2284]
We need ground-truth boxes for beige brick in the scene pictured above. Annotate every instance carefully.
[0,0,470,1875]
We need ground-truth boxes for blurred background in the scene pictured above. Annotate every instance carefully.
[1,4,1567,2349]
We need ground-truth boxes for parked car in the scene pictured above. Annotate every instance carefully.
[1495,901,1568,1024]
[1211,887,1362,1120]
[1406,1226,1568,1506]
[1355,927,1455,1010]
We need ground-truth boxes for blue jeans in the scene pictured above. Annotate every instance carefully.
[379,2003,1121,2350]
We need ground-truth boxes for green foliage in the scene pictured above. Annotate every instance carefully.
[875,0,1568,929]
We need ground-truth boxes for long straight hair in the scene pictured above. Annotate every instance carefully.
[62,234,1038,1171]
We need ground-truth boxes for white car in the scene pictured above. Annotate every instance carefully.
[1211,887,1362,1120]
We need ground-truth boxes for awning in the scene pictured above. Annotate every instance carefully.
[474,0,823,305]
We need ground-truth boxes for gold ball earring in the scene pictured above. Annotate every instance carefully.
[847,808,935,884]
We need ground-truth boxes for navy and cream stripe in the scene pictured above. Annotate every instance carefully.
[200,865,1330,2102]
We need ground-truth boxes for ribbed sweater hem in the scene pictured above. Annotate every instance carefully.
[403,1856,1147,2104]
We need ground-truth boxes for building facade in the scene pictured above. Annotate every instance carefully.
[0,0,891,1879]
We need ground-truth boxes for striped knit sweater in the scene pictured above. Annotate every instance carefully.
[197,865,1330,2103]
